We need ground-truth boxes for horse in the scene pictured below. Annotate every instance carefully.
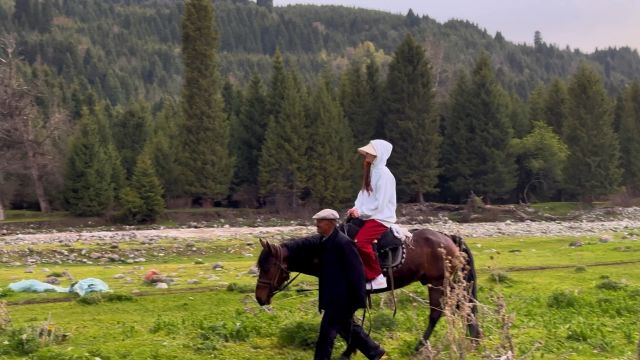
[255,227,481,356]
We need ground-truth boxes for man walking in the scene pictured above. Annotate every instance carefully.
[312,208,387,360]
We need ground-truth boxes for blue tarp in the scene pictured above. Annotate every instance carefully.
[8,278,110,296]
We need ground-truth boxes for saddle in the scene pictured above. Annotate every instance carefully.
[339,218,407,270]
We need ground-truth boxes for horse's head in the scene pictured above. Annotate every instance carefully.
[255,239,290,306]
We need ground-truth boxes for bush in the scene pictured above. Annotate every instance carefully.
[547,290,579,309]
[105,293,135,302]
[0,288,14,298]
[277,320,318,349]
[149,316,180,335]
[488,271,511,283]
[75,293,103,305]
[596,279,626,291]
[574,265,587,273]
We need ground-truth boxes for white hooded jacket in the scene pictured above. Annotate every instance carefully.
[354,140,397,226]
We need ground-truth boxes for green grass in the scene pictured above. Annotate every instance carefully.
[529,202,585,216]
[0,210,69,223]
[1,233,639,359]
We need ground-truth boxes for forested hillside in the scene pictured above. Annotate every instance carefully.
[1,0,639,106]
[1,0,639,220]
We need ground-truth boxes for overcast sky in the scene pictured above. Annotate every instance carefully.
[274,0,640,53]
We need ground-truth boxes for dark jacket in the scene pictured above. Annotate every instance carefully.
[318,228,367,315]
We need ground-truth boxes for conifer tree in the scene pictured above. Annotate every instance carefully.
[123,152,165,223]
[441,53,516,201]
[148,100,183,199]
[543,79,569,136]
[268,48,286,120]
[179,0,233,203]
[233,74,268,188]
[307,77,355,207]
[384,34,440,202]
[620,81,640,193]
[258,72,308,207]
[563,64,621,201]
[112,100,151,176]
[63,109,114,216]
[341,60,375,146]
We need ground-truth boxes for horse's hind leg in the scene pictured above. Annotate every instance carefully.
[467,302,482,342]
[415,282,444,352]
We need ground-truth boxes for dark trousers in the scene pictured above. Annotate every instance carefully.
[314,310,384,360]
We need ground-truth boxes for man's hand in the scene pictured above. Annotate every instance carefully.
[346,207,360,218]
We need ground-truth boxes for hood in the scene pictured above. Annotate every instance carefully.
[370,139,392,168]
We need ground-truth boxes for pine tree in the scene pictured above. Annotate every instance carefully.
[441,53,516,202]
[341,60,376,146]
[63,109,114,216]
[258,72,308,207]
[307,77,355,207]
[233,74,268,188]
[527,85,546,122]
[112,100,152,176]
[508,93,530,138]
[123,152,165,223]
[179,0,233,203]
[365,59,384,138]
[563,64,621,201]
[384,34,441,202]
[543,79,569,136]
[268,48,286,120]
[619,81,640,193]
[148,99,183,199]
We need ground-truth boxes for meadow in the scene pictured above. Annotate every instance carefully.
[1,230,639,359]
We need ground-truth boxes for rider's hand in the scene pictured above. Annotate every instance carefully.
[346,207,360,218]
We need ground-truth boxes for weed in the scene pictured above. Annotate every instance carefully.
[277,320,318,349]
[547,290,579,309]
[597,279,626,291]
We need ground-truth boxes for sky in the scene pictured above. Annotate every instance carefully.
[274,0,640,53]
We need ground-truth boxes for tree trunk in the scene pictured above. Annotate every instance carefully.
[25,142,50,212]
[0,195,5,221]
[416,191,425,203]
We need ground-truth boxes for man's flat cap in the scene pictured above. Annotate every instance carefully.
[312,209,340,220]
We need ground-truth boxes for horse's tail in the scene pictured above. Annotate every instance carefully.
[451,234,478,314]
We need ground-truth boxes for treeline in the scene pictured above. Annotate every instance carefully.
[1,0,640,222]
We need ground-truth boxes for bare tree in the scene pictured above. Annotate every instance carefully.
[0,35,67,214]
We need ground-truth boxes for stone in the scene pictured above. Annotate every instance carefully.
[569,240,584,248]
[45,277,60,285]
[187,279,200,285]
[598,235,612,243]
[113,274,125,279]
[247,266,259,275]
[25,266,34,273]
[212,262,224,270]
[155,282,168,289]
[89,252,102,259]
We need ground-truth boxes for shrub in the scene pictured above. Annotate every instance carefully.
[226,283,254,293]
[489,271,511,283]
[277,320,318,349]
[596,279,626,291]
[547,290,579,309]
[76,293,103,305]
[574,265,587,273]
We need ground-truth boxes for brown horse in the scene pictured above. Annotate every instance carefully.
[255,227,481,356]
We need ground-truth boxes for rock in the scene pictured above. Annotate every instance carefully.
[131,289,141,295]
[45,277,60,285]
[89,252,102,259]
[599,235,612,243]
[569,240,584,248]
[25,266,34,273]
[207,275,219,281]
[187,279,200,285]
[155,282,169,289]
[108,254,121,261]
[113,274,125,279]
[212,262,224,270]
[194,259,204,265]
[42,268,50,273]
[247,266,259,275]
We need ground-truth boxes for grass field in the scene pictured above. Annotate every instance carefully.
[1,231,639,359]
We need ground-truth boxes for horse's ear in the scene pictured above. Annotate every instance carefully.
[259,238,266,249]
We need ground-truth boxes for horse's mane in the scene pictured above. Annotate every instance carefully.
[257,234,322,272]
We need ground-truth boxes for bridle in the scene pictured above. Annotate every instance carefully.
[257,244,300,296]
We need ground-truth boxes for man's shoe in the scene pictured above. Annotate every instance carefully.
[366,274,387,290]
